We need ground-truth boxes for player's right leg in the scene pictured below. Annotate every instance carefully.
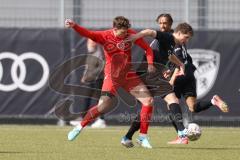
[211,95,229,112]
[185,95,228,113]
[68,94,116,141]
[182,80,213,113]
[121,70,174,148]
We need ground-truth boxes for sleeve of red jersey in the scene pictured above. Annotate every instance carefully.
[73,24,104,44]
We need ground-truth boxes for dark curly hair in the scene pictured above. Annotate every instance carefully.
[113,16,131,29]
[156,13,173,26]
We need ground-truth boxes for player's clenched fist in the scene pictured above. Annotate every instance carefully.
[65,19,75,28]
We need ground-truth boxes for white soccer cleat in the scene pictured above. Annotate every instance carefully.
[136,136,152,149]
[211,95,229,112]
[68,125,83,141]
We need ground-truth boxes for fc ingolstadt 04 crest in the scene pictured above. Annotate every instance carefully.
[188,49,220,99]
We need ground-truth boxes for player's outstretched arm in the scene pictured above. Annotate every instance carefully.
[126,29,157,42]
[64,19,100,41]
[139,29,157,38]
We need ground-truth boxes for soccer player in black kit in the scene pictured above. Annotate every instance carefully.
[121,21,193,148]
[121,14,229,147]
[167,37,229,144]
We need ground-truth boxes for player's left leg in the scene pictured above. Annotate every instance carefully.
[121,72,174,148]
[129,82,153,149]
[164,93,188,144]
[122,114,140,141]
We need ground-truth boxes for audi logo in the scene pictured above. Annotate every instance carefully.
[0,52,49,92]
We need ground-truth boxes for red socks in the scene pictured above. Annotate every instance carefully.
[140,105,153,134]
[80,104,153,133]
[81,106,101,127]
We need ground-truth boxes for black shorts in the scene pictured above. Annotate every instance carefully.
[139,64,173,98]
[174,74,197,99]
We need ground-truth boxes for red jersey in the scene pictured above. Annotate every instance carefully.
[73,24,153,80]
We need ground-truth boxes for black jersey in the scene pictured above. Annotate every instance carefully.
[152,31,175,65]
[173,44,197,98]
[135,31,176,97]
[136,31,175,97]
[137,31,175,74]
[173,44,196,75]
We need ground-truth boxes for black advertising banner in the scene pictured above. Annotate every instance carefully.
[187,31,240,118]
[0,28,239,124]
[0,28,73,116]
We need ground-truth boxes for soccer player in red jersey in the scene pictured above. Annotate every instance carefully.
[65,16,155,148]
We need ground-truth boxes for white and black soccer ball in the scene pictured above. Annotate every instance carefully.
[186,123,202,141]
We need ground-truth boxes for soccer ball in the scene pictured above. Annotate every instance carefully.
[186,123,202,141]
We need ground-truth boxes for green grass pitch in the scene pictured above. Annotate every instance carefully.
[0,125,240,160]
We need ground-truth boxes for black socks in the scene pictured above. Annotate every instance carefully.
[169,103,185,131]
[193,101,212,113]
[125,114,140,140]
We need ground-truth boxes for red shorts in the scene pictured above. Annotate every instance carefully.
[101,72,142,95]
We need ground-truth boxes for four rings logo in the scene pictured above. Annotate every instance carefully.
[188,49,220,99]
[0,52,49,92]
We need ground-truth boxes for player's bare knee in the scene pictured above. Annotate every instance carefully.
[164,93,179,105]
[142,97,153,106]
[97,96,114,113]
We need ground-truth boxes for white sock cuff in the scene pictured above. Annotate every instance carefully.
[211,98,215,105]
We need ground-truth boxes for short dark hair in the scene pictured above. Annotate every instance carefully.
[156,13,173,26]
[175,22,194,36]
[113,16,131,29]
